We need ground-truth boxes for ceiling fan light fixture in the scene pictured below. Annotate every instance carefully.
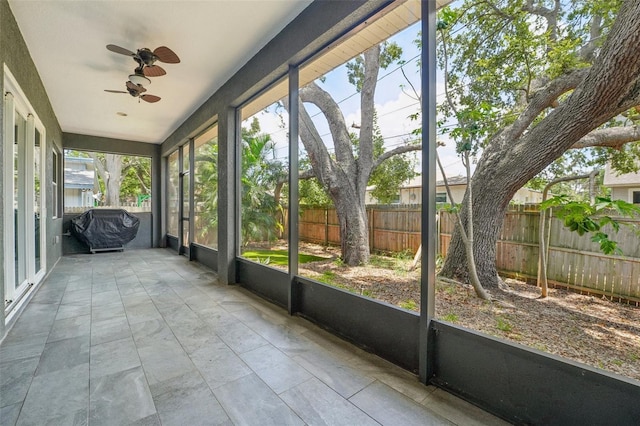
[128,73,150,86]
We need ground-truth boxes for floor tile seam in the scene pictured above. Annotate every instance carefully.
[88,264,101,420]
[291,351,376,401]
[276,376,348,425]
[29,275,74,376]
[87,365,153,424]
[241,313,319,356]
[181,362,236,425]
[349,378,450,425]
[90,262,161,423]
[212,371,306,425]
[239,343,318,394]
[1,395,26,424]
[139,292,237,394]
[281,377,384,426]
[215,327,271,357]
[109,280,161,421]
[8,272,72,425]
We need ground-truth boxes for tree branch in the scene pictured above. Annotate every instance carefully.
[523,0,560,42]
[88,153,107,187]
[502,67,590,143]
[299,82,355,174]
[570,125,640,150]
[295,98,336,189]
[480,0,512,20]
[579,14,603,62]
[372,144,421,170]
[357,45,381,193]
[439,27,463,124]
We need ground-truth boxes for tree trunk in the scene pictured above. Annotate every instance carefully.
[334,195,369,265]
[439,180,508,289]
[104,154,122,207]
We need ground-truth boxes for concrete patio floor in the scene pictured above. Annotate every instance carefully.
[0,249,508,425]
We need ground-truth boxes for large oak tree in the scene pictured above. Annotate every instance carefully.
[295,42,420,265]
[439,0,640,289]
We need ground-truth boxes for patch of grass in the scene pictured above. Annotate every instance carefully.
[496,316,513,332]
[368,251,415,276]
[393,249,414,262]
[442,313,459,323]
[612,359,624,367]
[629,353,639,362]
[369,255,395,269]
[316,270,337,285]
[441,283,457,295]
[532,343,548,352]
[361,288,374,297]
[242,249,328,266]
[332,257,346,267]
[399,299,418,310]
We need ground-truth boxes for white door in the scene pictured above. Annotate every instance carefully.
[4,71,47,312]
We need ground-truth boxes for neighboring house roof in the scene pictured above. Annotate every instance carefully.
[389,175,469,190]
[436,175,467,187]
[603,164,640,187]
[64,168,94,189]
[65,156,94,164]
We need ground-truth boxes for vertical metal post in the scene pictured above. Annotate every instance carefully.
[419,0,438,384]
[188,138,196,260]
[288,66,300,314]
[178,146,185,255]
[234,108,242,258]
[153,144,163,248]
[217,107,238,285]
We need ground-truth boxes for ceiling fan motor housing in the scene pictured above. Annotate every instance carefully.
[137,48,157,66]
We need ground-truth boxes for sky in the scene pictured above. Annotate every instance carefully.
[243,19,471,183]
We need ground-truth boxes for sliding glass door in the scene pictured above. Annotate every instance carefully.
[4,72,46,312]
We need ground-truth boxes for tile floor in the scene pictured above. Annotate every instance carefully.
[0,249,509,425]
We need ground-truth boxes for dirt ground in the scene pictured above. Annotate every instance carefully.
[277,242,640,382]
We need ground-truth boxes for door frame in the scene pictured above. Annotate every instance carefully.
[3,66,47,316]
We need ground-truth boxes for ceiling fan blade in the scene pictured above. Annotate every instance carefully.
[104,90,128,94]
[143,65,167,77]
[153,46,180,64]
[141,94,161,103]
[106,44,135,56]
[126,81,147,93]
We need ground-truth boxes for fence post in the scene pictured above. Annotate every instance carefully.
[369,207,374,252]
[324,207,329,246]
[405,207,409,250]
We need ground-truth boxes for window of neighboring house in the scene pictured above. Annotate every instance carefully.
[632,190,640,204]
[436,192,447,203]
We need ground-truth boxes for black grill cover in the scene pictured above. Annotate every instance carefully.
[70,209,140,250]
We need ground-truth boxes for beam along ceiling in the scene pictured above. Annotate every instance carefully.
[8,0,312,144]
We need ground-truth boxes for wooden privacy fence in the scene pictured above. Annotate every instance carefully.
[298,205,422,253]
[439,209,640,302]
[298,205,640,302]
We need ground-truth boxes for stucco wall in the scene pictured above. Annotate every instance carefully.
[1,0,63,336]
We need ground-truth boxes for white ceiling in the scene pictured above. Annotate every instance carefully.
[8,0,313,144]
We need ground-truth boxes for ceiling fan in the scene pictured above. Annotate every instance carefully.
[104,81,161,103]
[106,44,180,78]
